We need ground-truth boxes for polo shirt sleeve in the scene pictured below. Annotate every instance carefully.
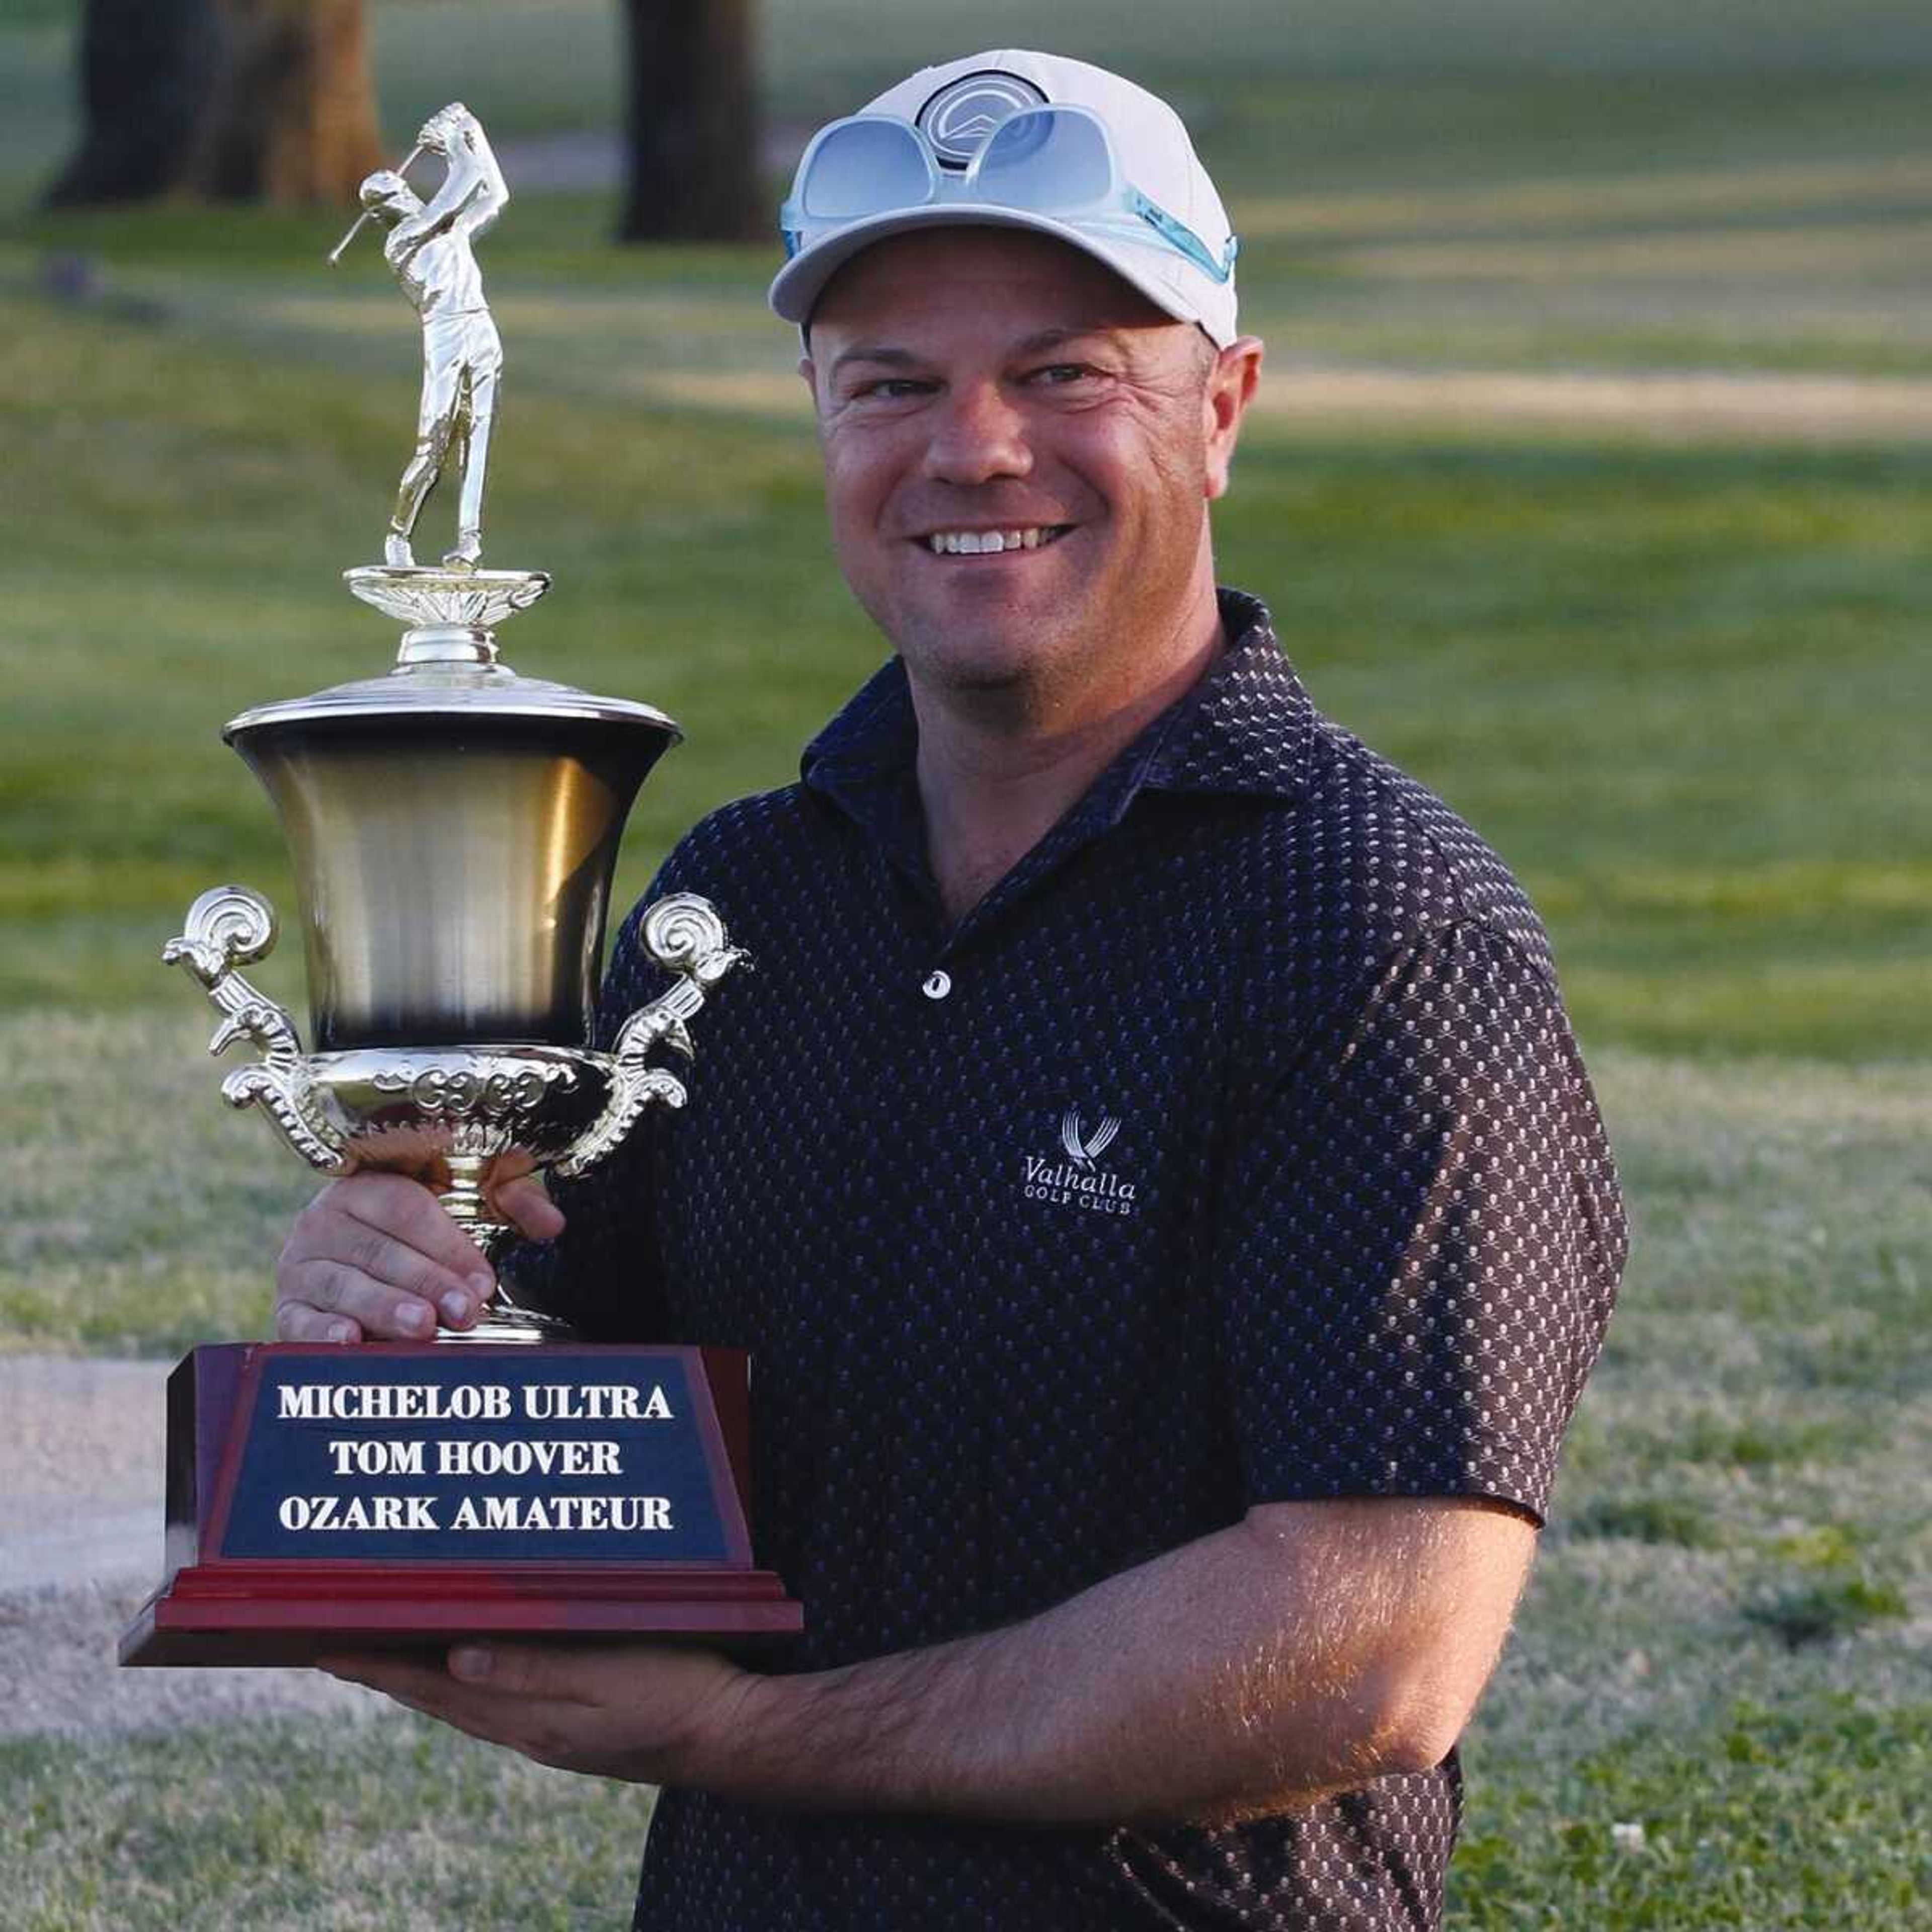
[497,892,674,1341]
[1214,920,1625,1526]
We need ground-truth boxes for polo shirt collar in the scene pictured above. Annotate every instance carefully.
[800,587,1313,810]
[1140,588,1315,801]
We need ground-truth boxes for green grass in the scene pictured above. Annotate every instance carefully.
[0,284,1925,1052]
[0,1716,652,1931]
[1451,1695,1932,1927]
[1571,1496,1725,1550]
[5,1692,1926,1929]
[1743,1576,1910,1649]
[3,4,1929,1926]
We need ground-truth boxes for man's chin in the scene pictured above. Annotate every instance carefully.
[888,583,1064,671]
[897,628,1050,698]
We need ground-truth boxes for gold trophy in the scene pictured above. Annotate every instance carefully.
[121,108,799,1665]
[166,101,735,1341]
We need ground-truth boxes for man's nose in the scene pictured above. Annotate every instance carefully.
[921,381,1032,485]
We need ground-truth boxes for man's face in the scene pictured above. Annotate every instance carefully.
[802,228,1255,716]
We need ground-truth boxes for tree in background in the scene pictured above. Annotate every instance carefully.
[619,0,763,242]
[46,0,381,208]
[47,0,763,238]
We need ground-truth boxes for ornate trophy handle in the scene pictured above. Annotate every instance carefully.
[553,893,747,1179]
[164,887,351,1175]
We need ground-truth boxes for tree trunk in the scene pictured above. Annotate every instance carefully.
[45,0,381,209]
[44,0,226,206]
[190,0,383,203]
[619,0,764,243]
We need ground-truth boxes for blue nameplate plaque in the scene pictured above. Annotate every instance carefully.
[220,1350,728,1564]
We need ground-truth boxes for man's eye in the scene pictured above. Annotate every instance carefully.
[1030,363,1097,386]
[854,378,930,401]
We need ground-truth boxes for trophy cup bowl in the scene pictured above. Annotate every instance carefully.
[164,569,745,1343]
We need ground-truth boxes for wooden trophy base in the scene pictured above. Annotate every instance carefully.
[119,1342,802,1668]
[121,1564,801,1667]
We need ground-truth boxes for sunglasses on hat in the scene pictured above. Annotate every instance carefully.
[779,104,1239,287]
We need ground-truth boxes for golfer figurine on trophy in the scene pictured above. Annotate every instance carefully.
[123,106,801,1666]
[350,102,506,569]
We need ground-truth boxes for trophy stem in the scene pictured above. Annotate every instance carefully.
[438,1154,577,1344]
[439,1152,503,1249]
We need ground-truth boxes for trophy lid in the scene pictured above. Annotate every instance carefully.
[225,662,680,740]
[223,567,680,743]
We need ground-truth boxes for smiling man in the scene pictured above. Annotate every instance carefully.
[803,224,1248,925]
[278,50,1627,1932]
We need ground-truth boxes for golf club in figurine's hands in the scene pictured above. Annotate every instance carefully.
[128,109,798,1666]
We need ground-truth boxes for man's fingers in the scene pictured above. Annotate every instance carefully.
[336,1174,494,1287]
[276,1174,497,1338]
[447,1641,601,1705]
[331,1208,489,1312]
[321,1650,447,1696]
[494,1175,565,1241]
[285,1257,441,1339]
[330,1642,605,1705]
[275,1299,361,1345]
[273,1170,547,1344]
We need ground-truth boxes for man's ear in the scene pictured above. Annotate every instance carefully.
[798,353,819,411]
[1203,335,1264,502]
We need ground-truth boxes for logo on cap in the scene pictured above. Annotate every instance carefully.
[916,70,1049,171]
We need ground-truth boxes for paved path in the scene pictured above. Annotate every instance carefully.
[0,1355,375,1738]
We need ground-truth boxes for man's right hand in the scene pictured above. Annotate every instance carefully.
[274,1171,564,1343]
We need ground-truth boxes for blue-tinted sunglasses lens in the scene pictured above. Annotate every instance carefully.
[973,109,1114,210]
[801,120,931,220]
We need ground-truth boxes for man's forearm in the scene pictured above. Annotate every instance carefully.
[686,1503,1483,1826]
[325,1497,1528,1824]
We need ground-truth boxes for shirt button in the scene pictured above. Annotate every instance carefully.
[922,970,952,1001]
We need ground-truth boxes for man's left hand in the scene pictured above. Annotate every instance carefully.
[321,1640,756,1784]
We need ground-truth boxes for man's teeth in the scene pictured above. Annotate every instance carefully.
[926,527,1063,555]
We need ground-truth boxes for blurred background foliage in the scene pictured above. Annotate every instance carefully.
[3,0,1927,1056]
[2,5,1928,1926]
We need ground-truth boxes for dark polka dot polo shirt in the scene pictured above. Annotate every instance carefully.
[509,588,1628,1931]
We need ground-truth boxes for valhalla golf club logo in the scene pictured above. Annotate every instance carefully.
[1021,1108,1137,1216]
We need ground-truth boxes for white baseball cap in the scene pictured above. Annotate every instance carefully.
[768,50,1240,347]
